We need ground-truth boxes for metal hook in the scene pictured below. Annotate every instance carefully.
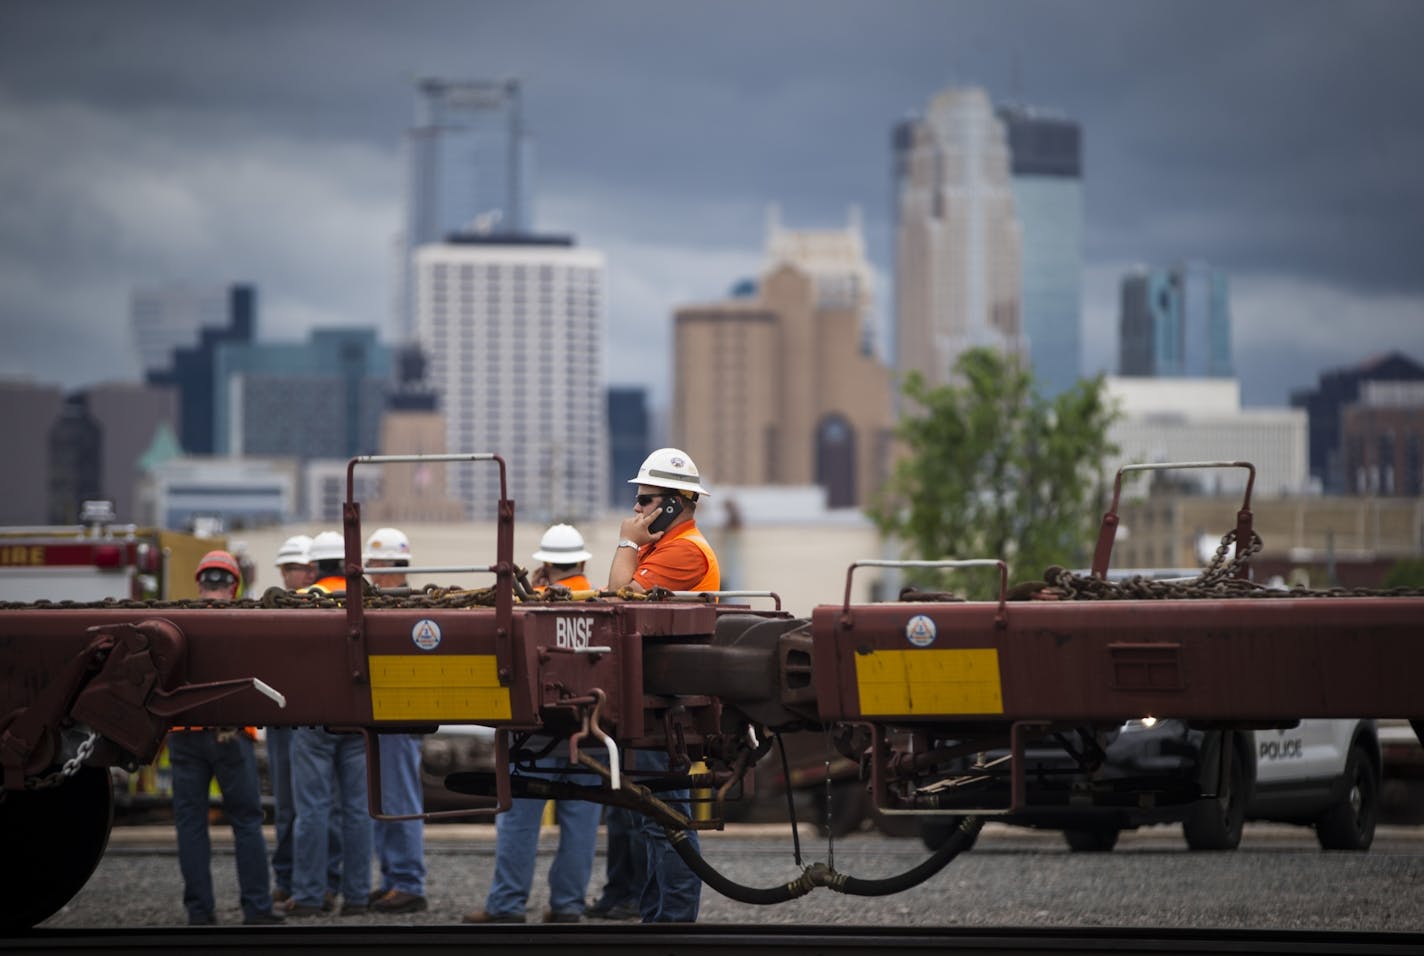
[568,688,620,790]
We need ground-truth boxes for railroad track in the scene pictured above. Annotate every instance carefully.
[10,925,1424,956]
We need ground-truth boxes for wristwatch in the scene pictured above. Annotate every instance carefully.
[617,539,640,551]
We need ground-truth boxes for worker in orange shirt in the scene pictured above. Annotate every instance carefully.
[168,551,283,926]
[464,522,601,925]
[303,530,349,595]
[606,448,719,923]
[607,447,719,597]
[530,523,594,592]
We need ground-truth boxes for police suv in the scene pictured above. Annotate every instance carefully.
[916,717,1382,854]
[1052,716,1381,852]
[920,568,1383,854]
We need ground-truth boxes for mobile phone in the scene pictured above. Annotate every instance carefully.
[647,495,685,535]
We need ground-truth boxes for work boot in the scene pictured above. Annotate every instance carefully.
[543,908,581,923]
[462,908,526,924]
[371,889,429,914]
[243,910,286,926]
[585,897,639,920]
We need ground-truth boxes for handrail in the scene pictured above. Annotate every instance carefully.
[841,558,1008,629]
[1090,460,1256,580]
[669,590,783,610]
[342,453,515,687]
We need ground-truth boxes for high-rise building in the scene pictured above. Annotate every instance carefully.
[2,380,176,525]
[893,87,1024,390]
[211,328,392,461]
[1291,351,1424,492]
[997,104,1083,397]
[1118,261,1232,378]
[0,380,64,524]
[607,387,651,510]
[130,283,234,377]
[46,393,102,524]
[146,284,256,455]
[1341,380,1424,496]
[85,382,179,522]
[413,234,606,522]
[400,78,530,342]
[674,210,895,508]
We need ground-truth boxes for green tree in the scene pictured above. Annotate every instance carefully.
[1382,557,1424,589]
[870,348,1119,598]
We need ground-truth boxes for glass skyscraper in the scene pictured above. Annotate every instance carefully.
[400,78,532,341]
[997,105,1084,398]
[1119,261,1233,378]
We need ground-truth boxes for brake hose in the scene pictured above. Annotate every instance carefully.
[666,815,983,903]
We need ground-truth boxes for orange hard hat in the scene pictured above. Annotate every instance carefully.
[195,550,242,585]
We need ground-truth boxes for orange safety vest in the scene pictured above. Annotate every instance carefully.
[679,527,720,593]
[637,522,720,593]
[169,726,258,740]
[306,575,346,594]
[537,572,592,592]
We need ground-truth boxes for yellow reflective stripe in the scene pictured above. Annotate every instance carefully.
[854,648,1003,716]
[368,654,511,720]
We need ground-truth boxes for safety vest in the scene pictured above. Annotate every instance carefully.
[681,527,720,592]
[169,726,258,740]
[537,572,593,592]
[306,575,346,594]
[645,522,720,593]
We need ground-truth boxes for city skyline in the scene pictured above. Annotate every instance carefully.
[2,1,1422,414]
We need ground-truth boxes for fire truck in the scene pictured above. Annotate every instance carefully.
[0,500,221,603]
[0,500,228,818]
[1,457,1422,930]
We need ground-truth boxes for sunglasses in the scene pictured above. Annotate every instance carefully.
[198,570,236,587]
[635,494,666,507]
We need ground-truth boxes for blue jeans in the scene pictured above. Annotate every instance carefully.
[291,728,372,907]
[373,733,427,896]
[636,749,701,922]
[590,805,646,910]
[268,727,343,896]
[485,749,602,918]
[167,729,273,922]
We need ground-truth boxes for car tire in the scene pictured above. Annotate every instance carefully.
[1062,826,1119,852]
[919,815,979,852]
[1315,743,1379,851]
[1183,736,1248,851]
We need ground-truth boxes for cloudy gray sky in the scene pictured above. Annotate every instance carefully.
[2,0,1421,413]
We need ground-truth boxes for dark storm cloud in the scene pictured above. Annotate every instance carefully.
[1069,4,1424,294]
[1,0,1421,405]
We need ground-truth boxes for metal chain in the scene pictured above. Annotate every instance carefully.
[21,729,99,791]
[0,577,661,612]
[1044,528,1424,601]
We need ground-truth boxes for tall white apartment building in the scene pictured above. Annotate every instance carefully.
[894,87,1024,389]
[413,236,607,522]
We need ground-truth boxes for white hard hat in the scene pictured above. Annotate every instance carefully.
[308,531,346,564]
[627,447,710,497]
[274,534,313,568]
[532,524,591,564]
[364,527,413,563]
